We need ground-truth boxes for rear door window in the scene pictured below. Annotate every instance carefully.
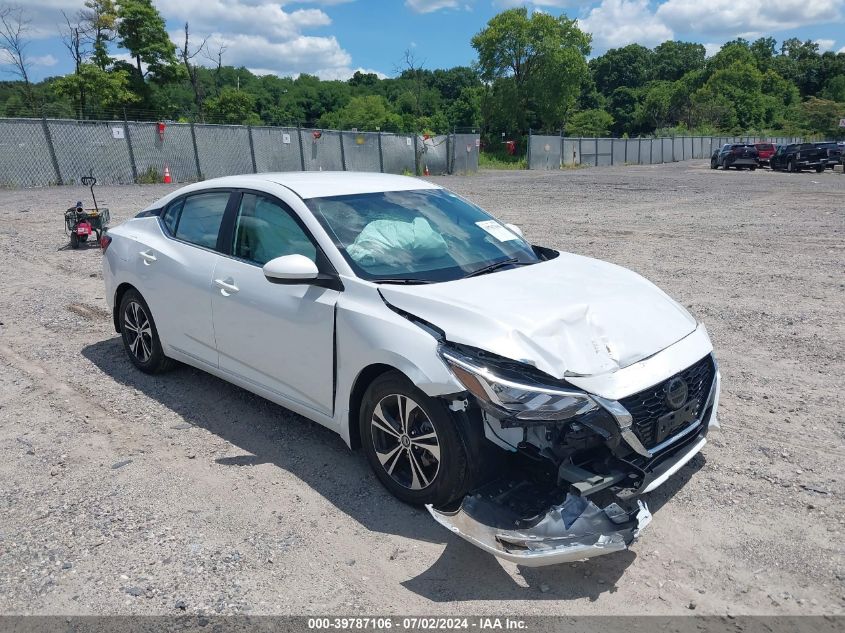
[173,192,231,250]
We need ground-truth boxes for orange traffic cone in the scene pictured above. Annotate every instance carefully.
[163,164,172,184]
[424,165,430,176]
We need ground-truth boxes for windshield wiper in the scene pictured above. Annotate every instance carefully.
[371,278,433,285]
[464,257,531,278]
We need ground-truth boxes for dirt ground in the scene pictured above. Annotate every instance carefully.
[0,162,842,617]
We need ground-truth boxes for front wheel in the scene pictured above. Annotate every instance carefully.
[710,158,718,169]
[360,371,470,506]
[815,166,824,173]
[69,232,79,249]
[119,289,175,374]
[788,159,796,173]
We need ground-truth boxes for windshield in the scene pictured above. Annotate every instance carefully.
[305,189,541,283]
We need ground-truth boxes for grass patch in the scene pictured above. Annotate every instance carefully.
[479,152,527,170]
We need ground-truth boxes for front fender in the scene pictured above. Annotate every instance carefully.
[333,285,463,447]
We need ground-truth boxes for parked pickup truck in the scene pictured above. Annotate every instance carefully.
[770,143,828,172]
[816,142,842,170]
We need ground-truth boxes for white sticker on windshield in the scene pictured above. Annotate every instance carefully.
[476,220,518,241]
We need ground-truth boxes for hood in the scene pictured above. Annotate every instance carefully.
[379,252,697,379]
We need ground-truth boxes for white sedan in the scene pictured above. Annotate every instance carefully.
[102,172,720,566]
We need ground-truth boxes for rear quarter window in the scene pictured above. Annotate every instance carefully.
[161,199,183,235]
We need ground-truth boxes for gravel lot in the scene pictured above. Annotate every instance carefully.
[0,161,843,617]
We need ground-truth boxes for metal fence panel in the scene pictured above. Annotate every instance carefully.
[300,129,343,172]
[527,134,560,170]
[451,133,480,174]
[612,139,626,165]
[129,122,197,183]
[419,135,448,175]
[341,131,380,173]
[380,133,415,174]
[562,138,578,165]
[195,124,252,179]
[596,138,613,166]
[252,126,302,173]
[0,119,59,187]
[48,120,134,185]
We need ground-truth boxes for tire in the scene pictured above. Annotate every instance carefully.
[360,371,470,507]
[69,232,79,249]
[815,166,824,173]
[118,289,175,374]
[750,166,757,171]
[787,159,796,173]
[710,158,718,169]
[79,234,89,242]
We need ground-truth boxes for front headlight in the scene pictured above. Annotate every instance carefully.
[439,346,598,421]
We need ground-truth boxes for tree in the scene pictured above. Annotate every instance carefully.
[590,44,653,94]
[204,87,259,125]
[116,0,178,81]
[472,8,590,134]
[179,22,208,119]
[638,81,674,130]
[59,11,87,115]
[798,97,845,138]
[652,41,705,82]
[52,63,137,113]
[566,109,613,136]
[0,4,35,110]
[317,95,402,131]
[81,0,117,71]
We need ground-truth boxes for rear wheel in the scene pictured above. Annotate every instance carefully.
[69,232,79,249]
[788,158,796,173]
[119,289,175,374]
[360,371,470,507]
[815,166,824,173]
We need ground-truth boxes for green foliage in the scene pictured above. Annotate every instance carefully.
[566,109,614,136]
[2,2,843,143]
[204,88,259,125]
[318,95,403,131]
[116,0,178,80]
[472,7,591,133]
[137,165,160,183]
[52,63,137,112]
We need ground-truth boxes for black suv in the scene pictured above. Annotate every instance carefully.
[770,143,828,172]
[710,144,759,170]
[816,142,842,170]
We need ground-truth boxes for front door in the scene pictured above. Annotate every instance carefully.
[211,192,339,415]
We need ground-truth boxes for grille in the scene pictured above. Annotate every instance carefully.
[619,355,715,449]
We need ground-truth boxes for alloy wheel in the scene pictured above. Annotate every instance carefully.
[123,301,153,363]
[370,393,441,490]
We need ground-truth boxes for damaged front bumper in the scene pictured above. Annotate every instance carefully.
[428,493,652,567]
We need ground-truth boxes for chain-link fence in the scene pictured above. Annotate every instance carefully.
[0,117,480,188]
[528,134,805,170]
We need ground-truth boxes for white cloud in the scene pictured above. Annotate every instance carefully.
[405,0,461,13]
[839,45,845,54]
[703,42,722,58]
[31,54,58,67]
[814,38,836,52]
[656,0,844,38]
[578,0,673,52]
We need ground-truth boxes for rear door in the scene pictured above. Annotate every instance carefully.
[210,191,339,415]
[135,190,233,367]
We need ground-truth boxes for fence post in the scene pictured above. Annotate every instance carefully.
[624,137,628,164]
[41,114,63,186]
[650,138,654,164]
[559,129,564,169]
[189,122,202,181]
[247,125,257,173]
[123,109,138,183]
[578,137,582,166]
[339,130,347,171]
[297,125,306,171]
[445,133,451,174]
[610,139,614,166]
[377,130,384,173]
[595,137,599,167]
[526,129,532,170]
[413,134,420,176]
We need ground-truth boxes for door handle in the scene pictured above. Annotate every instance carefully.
[214,278,239,296]
[139,250,157,265]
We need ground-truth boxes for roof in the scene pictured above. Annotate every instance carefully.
[200,171,440,200]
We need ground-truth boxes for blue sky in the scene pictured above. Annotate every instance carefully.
[13,0,845,82]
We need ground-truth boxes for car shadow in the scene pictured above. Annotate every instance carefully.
[81,336,703,602]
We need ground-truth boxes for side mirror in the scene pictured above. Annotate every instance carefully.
[505,223,524,238]
[263,254,319,284]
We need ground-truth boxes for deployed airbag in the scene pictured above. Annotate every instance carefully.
[347,217,448,266]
